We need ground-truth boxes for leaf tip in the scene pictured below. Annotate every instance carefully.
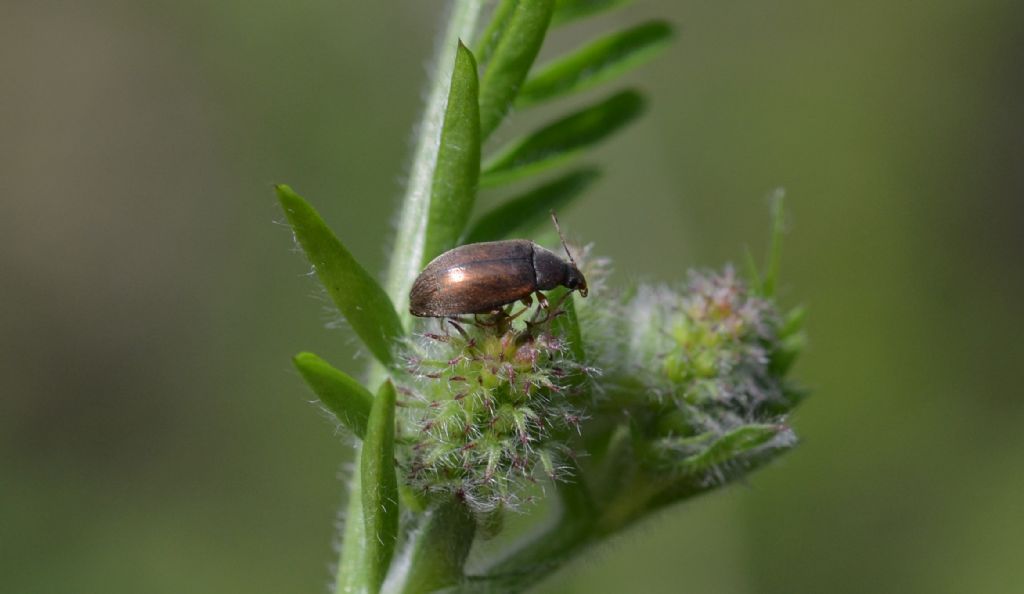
[291,351,317,367]
[648,19,676,39]
[274,184,302,212]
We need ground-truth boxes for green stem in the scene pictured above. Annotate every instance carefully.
[336,3,486,593]
[385,500,478,594]
[335,450,366,594]
[384,0,486,327]
[468,474,664,594]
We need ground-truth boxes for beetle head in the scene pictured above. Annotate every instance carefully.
[566,264,588,297]
[550,210,588,297]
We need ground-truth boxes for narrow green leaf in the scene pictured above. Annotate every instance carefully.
[292,352,373,439]
[770,307,807,377]
[518,21,673,108]
[771,333,806,378]
[462,168,600,243]
[361,380,399,594]
[780,305,806,338]
[423,42,481,266]
[277,185,404,367]
[476,0,517,68]
[550,289,586,364]
[385,1,486,322]
[658,425,797,505]
[551,0,632,27]
[479,0,556,139]
[481,90,645,187]
[677,424,791,477]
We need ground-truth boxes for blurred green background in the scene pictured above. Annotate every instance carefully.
[3,1,1022,593]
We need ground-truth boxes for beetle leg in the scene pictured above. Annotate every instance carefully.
[529,290,574,326]
[471,314,496,328]
[535,291,549,309]
[448,319,470,339]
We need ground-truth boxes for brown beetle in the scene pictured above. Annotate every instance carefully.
[409,216,588,318]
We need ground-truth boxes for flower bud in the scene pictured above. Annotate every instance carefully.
[616,267,802,479]
[399,313,584,513]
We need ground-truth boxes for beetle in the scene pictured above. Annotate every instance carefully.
[409,214,588,318]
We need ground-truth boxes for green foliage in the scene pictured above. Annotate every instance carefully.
[671,424,790,476]
[292,352,373,438]
[772,305,807,376]
[476,0,517,67]
[478,0,555,139]
[391,500,477,594]
[360,380,399,594]
[423,42,481,265]
[276,185,404,367]
[518,21,673,108]
[401,314,583,512]
[462,168,599,243]
[481,90,646,187]
[336,455,367,594]
[551,0,633,27]
[273,3,807,594]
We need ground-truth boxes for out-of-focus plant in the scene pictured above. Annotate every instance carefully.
[276,2,804,593]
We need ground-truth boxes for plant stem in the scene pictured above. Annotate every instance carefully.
[384,500,478,594]
[466,475,664,594]
[336,3,485,593]
[384,0,486,327]
[336,450,366,594]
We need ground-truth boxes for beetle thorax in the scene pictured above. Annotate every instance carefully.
[532,245,569,290]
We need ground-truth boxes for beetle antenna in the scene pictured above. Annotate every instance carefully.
[550,210,578,266]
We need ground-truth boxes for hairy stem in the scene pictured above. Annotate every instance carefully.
[384,0,486,327]
[466,472,665,594]
[337,3,486,593]
[384,500,477,594]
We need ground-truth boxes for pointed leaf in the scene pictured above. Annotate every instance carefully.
[476,0,517,68]
[462,168,600,243]
[770,306,807,377]
[678,424,792,477]
[385,3,487,322]
[361,380,399,593]
[423,42,482,266]
[518,21,673,108]
[659,424,798,504]
[482,90,645,187]
[780,305,807,339]
[277,185,404,366]
[292,352,373,438]
[479,0,556,139]
[551,0,632,27]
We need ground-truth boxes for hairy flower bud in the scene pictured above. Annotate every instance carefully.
[615,266,803,481]
[399,313,584,512]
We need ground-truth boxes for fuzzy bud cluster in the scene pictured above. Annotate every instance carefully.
[399,316,583,512]
[617,267,802,479]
